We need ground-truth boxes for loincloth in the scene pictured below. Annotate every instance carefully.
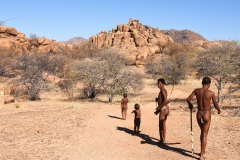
[121,107,128,111]
[197,110,210,117]
[161,106,169,110]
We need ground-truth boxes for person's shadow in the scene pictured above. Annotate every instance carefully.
[108,115,122,120]
[117,126,199,159]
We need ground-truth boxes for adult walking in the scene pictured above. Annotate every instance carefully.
[186,77,221,160]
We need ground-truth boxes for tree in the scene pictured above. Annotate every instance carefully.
[29,34,39,40]
[145,44,195,83]
[229,43,240,92]
[118,68,143,94]
[57,79,77,100]
[0,51,17,77]
[145,56,161,79]
[97,48,143,103]
[159,53,190,84]
[71,58,105,99]
[196,41,238,103]
[71,48,144,103]
[13,53,67,100]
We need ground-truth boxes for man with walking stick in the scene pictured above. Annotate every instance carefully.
[186,77,221,160]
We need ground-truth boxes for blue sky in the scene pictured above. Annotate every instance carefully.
[1,0,239,42]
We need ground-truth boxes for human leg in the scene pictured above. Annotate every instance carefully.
[134,119,137,132]
[136,118,140,132]
[162,108,168,142]
[124,108,127,120]
[122,108,127,120]
[159,111,166,143]
[197,111,204,150]
[121,108,124,119]
[163,119,167,142]
[138,119,141,132]
[159,120,164,143]
[200,112,211,158]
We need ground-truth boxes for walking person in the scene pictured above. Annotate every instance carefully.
[186,77,221,160]
[121,93,129,120]
[132,103,141,134]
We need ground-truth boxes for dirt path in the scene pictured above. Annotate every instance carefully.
[0,99,239,160]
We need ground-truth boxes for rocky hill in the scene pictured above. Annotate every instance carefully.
[0,26,73,54]
[81,18,212,66]
[1,19,211,67]
[61,37,87,46]
[83,18,175,66]
[162,29,207,43]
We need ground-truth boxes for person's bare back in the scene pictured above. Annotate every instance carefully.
[121,93,129,120]
[121,97,128,108]
[194,88,217,111]
[132,104,141,133]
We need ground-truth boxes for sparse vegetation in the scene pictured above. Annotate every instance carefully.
[0,20,239,106]
[145,44,195,84]
[11,53,68,100]
[29,34,39,41]
[195,41,239,103]
[68,48,144,102]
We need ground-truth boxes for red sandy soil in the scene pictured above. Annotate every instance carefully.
[0,79,239,160]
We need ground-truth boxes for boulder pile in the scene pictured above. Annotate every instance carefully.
[0,26,73,54]
[84,18,174,66]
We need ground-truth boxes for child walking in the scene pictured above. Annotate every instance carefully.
[132,103,141,134]
[121,93,128,120]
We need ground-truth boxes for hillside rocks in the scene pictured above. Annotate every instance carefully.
[4,96,15,104]
[0,26,73,54]
[1,19,213,67]
[84,18,174,66]
[82,19,214,66]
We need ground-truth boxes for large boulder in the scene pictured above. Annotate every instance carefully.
[6,27,18,36]
[0,38,12,50]
[0,26,7,33]
[4,96,15,104]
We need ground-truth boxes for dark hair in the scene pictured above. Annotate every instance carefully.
[158,78,166,85]
[202,77,211,85]
[123,93,127,97]
[134,103,140,110]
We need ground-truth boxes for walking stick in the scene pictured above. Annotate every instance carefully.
[190,108,194,157]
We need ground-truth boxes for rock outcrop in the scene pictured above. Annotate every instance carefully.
[0,26,73,54]
[84,18,174,66]
[1,19,212,67]
[4,96,15,104]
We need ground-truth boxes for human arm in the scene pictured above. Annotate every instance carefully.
[211,92,221,114]
[121,99,124,108]
[186,90,195,109]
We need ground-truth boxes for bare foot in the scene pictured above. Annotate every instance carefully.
[159,139,164,144]
[200,154,206,160]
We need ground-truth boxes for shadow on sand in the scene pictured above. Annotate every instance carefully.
[108,115,123,120]
[117,126,199,159]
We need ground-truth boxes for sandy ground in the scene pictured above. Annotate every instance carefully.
[0,80,240,160]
